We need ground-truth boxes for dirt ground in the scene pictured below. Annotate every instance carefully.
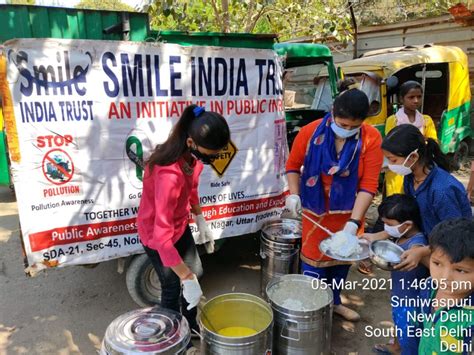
[0,168,471,354]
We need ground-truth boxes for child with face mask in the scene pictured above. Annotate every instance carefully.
[366,194,429,355]
[384,81,438,197]
[359,82,438,276]
[365,124,471,272]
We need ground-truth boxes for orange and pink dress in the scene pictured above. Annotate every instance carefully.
[286,118,383,267]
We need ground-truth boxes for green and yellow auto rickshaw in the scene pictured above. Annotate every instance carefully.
[314,44,471,168]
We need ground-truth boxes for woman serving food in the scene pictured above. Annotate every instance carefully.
[285,87,383,321]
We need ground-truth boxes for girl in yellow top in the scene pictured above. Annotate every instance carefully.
[385,81,438,196]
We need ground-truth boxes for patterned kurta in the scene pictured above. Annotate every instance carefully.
[286,119,383,267]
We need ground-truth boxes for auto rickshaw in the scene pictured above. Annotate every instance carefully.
[313,44,471,168]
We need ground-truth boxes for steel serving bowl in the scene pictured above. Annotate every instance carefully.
[369,240,404,271]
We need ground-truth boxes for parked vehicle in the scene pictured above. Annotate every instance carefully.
[314,44,472,169]
[0,100,9,186]
[0,5,341,308]
[0,6,308,306]
[0,4,150,187]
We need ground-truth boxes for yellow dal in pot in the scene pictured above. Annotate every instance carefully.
[217,326,257,337]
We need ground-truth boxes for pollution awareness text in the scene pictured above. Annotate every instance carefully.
[3,39,288,270]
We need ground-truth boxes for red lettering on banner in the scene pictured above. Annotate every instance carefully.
[37,134,73,148]
[29,218,138,252]
[226,99,267,115]
[201,193,286,220]
[30,193,287,252]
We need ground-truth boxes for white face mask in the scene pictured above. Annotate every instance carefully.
[387,149,418,176]
[384,222,410,239]
[331,122,360,138]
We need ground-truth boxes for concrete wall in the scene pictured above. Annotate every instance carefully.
[291,15,474,90]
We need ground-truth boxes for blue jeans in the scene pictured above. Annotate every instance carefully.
[301,261,350,305]
[144,226,203,332]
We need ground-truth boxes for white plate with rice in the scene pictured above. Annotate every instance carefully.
[319,231,370,261]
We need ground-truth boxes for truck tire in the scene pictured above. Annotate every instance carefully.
[449,140,470,171]
[126,254,161,307]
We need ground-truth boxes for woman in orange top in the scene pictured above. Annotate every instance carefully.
[285,88,383,321]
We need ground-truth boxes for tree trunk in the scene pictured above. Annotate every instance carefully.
[222,0,230,32]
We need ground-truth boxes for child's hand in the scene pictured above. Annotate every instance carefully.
[361,231,389,243]
[394,246,427,271]
[467,162,474,201]
[467,181,473,201]
[361,233,378,243]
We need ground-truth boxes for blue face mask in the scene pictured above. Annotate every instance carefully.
[330,121,360,138]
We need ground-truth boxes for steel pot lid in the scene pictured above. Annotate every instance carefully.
[261,218,302,243]
[102,307,190,354]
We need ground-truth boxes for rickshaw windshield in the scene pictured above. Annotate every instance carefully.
[311,78,332,112]
[345,73,381,116]
[312,73,382,116]
[283,63,327,111]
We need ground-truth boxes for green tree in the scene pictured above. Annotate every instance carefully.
[76,0,135,12]
[148,0,353,43]
[148,0,457,42]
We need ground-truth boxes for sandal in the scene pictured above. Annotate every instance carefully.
[358,260,374,276]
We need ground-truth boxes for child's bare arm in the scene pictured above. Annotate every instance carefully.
[361,230,390,242]
[467,160,474,200]
[419,253,430,268]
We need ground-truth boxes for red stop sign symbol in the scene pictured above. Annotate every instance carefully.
[42,148,74,185]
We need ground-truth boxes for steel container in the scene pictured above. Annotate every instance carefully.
[101,307,190,354]
[260,218,302,297]
[266,274,333,355]
[199,293,273,354]
[369,240,404,271]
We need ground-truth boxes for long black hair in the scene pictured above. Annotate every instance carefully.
[147,104,230,167]
[381,124,450,172]
[333,88,369,121]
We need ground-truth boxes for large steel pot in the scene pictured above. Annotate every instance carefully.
[101,307,190,354]
[199,293,273,354]
[266,274,333,355]
[260,218,302,297]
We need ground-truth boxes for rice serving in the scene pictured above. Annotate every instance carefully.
[326,231,362,257]
[379,249,401,263]
[267,279,330,311]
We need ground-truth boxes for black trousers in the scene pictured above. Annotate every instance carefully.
[144,226,203,331]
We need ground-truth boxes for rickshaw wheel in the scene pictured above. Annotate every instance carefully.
[126,254,161,307]
[449,140,470,171]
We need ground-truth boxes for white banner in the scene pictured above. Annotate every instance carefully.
[4,39,288,269]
